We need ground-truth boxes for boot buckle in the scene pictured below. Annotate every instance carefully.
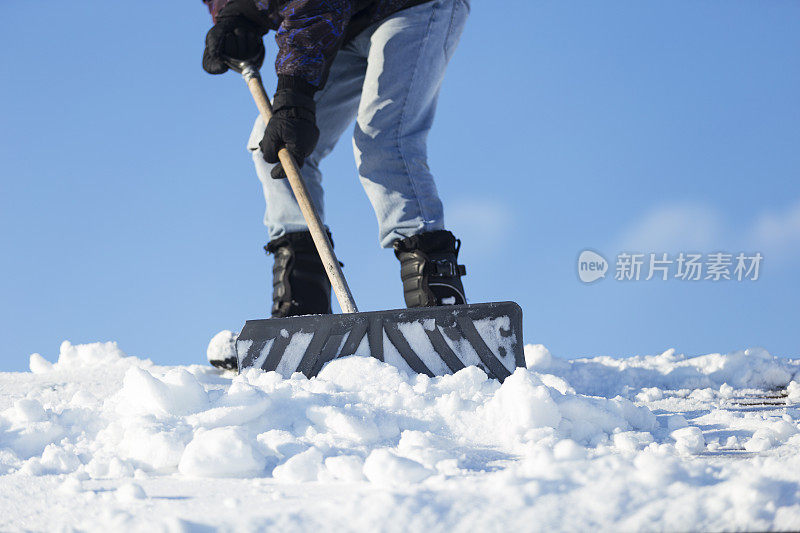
[430,259,466,278]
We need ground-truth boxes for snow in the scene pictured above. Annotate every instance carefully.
[363,449,433,485]
[0,340,798,531]
[179,427,267,478]
[207,330,238,365]
[670,426,706,454]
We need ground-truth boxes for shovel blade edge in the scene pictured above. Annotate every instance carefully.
[236,301,523,382]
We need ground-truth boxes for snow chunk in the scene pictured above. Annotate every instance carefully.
[119,367,208,417]
[636,387,664,402]
[633,450,687,486]
[55,341,128,369]
[272,447,324,483]
[39,444,81,474]
[741,422,795,453]
[9,398,47,423]
[557,395,656,445]
[363,449,433,485]
[552,439,586,461]
[324,455,365,482]
[179,427,265,478]
[306,405,381,444]
[28,353,53,374]
[113,424,189,472]
[480,369,561,443]
[188,381,271,429]
[666,415,689,432]
[0,399,65,458]
[709,347,793,389]
[788,380,800,402]
[58,477,83,495]
[207,330,238,366]
[116,482,147,502]
[86,457,135,479]
[671,426,705,454]
[539,373,575,395]
[613,431,655,454]
[524,344,553,369]
[317,355,408,391]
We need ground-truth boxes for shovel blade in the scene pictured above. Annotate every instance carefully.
[235,302,523,382]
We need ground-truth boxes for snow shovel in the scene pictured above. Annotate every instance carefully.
[226,61,525,381]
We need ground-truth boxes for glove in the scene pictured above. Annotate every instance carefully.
[202,2,266,75]
[260,90,320,180]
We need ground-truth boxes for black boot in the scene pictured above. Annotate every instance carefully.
[393,230,467,308]
[265,231,332,318]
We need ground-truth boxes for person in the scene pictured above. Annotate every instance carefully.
[202,0,469,317]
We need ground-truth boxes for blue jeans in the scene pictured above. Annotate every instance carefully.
[248,0,470,248]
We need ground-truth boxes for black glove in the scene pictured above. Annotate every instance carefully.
[202,2,266,75]
[260,90,320,180]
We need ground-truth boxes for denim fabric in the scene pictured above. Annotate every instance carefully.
[248,0,470,248]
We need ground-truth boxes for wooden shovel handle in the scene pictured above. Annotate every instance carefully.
[241,65,359,314]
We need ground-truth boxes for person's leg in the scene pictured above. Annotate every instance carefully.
[353,0,470,249]
[248,43,366,316]
[354,0,471,306]
[248,43,367,241]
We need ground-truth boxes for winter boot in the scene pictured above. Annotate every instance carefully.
[265,231,332,318]
[393,230,467,307]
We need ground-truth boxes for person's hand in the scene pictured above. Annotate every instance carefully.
[260,90,320,180]
[202,4,265,75]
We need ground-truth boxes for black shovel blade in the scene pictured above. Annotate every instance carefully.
[235,301,524,382]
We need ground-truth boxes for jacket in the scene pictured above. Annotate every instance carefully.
[203,0,430,91]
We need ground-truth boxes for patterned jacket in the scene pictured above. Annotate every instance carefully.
[203,0,430,90]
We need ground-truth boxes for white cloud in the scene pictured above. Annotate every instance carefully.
[747,199,800,256]
[613,199,800,266]
[446,197,514,252]
[616,202,724,252]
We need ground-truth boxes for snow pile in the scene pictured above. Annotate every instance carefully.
[526,344,798,397]
[0,341,798,531]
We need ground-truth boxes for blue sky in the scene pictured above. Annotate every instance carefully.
[1,1,798,371]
